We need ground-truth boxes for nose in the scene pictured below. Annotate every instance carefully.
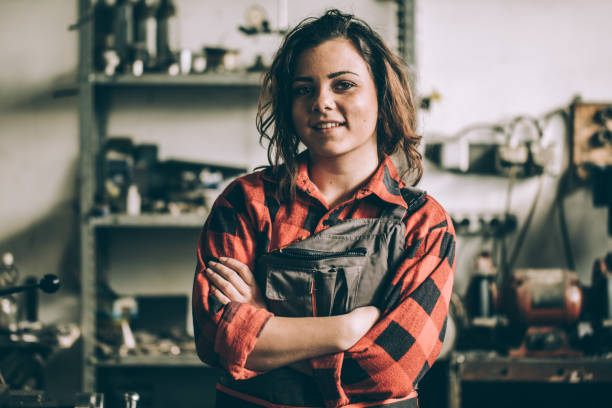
[311,87,334,112]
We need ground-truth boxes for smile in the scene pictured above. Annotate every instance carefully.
[313,122,345,130]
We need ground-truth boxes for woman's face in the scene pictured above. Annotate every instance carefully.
[291,38,379,162]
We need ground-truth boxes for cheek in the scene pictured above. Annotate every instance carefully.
[355,101,379,130]
[291,102,304,125]
[291,102,309,139]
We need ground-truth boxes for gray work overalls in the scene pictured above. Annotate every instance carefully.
[217,188,426,408]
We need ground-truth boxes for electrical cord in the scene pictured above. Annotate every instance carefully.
[539,107,576,270]
[440,106,575,273]
[499,165,519,278]
[507,173,546,272]
[555,169,576,271]
[501,108,575,274]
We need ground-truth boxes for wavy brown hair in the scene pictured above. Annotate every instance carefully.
[256,9,422,201]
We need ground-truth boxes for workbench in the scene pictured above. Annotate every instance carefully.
[446,351,612,408]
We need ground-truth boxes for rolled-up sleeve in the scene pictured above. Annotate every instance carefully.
[192,179,274,380]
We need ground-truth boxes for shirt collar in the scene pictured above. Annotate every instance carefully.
[295,152,409,209]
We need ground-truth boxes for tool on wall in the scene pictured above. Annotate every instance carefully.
[571,98,612,235]
[424,111,563,177]
[431,101,612,359]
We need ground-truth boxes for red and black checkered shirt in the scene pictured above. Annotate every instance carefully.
[192,153,456,408]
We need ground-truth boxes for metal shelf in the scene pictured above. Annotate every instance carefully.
[88,212,207,228]
[77,0,415,393]
[89,72,262,87]
[95,353,207,367]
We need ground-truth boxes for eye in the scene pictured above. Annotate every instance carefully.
[335,80,356,91]
[292,85,312,96]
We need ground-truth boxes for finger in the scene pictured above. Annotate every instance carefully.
[219,257,256,285]
[209,261,251,296]
[209,284,230,305]
[207,267,243,301]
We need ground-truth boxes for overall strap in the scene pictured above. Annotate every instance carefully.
[379,186,428,220]
[401,186,428,216]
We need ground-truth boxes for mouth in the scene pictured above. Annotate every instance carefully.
[311,121,346,130]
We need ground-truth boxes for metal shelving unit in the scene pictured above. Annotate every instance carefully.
[77,0,415,393]
[89,72,262,87]
[75,0,260,391]
[95,354,205,368]
[89,213,207,228]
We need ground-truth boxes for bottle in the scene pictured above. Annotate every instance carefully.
[113,0,137,72]
[0,252,18,287]
[126,184,141,215]
[124,392,140,408]
[0,252,20,332]
[134,0,159,70]
[156,0,178,70]
[93,0,116,72]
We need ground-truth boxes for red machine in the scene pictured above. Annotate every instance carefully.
[502,268,583,357]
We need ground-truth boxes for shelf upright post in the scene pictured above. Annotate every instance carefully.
[397,0,416,66]
[397,0,417,88]
[78,0,100,392]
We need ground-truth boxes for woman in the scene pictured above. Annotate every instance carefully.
[192,9,455,408]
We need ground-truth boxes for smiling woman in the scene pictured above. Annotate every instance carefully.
[290,38,380,208]
[192,9,456,408]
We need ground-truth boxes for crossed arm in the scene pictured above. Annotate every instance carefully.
[205,257,380,371]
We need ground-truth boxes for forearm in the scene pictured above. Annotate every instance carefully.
[245,306,379,371]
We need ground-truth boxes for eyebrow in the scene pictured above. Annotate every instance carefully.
[293,70,359,82]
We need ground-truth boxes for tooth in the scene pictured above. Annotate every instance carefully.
[320,123,338,129]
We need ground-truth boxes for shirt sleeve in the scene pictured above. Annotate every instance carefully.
[309,202,456,407]
[192,179,274,380]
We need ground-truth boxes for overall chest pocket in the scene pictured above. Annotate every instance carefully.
[256,247,368,317]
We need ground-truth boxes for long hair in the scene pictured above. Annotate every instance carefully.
[256,9,422,201]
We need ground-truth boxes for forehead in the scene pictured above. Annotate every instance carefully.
[293,38,371,77]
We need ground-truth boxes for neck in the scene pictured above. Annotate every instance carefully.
[308,150,380,209]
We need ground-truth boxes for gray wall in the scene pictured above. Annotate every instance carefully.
[0,0,80,322]
[1,0,611,356]
[416,0,612,294]
[0,0,396,330]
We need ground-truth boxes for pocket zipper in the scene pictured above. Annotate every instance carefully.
[273,247,367,260]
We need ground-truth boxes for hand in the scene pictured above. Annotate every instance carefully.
[206,257,267,309]
[341,306,381,350]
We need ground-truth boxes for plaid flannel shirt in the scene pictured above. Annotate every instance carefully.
[192,153,455,408]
